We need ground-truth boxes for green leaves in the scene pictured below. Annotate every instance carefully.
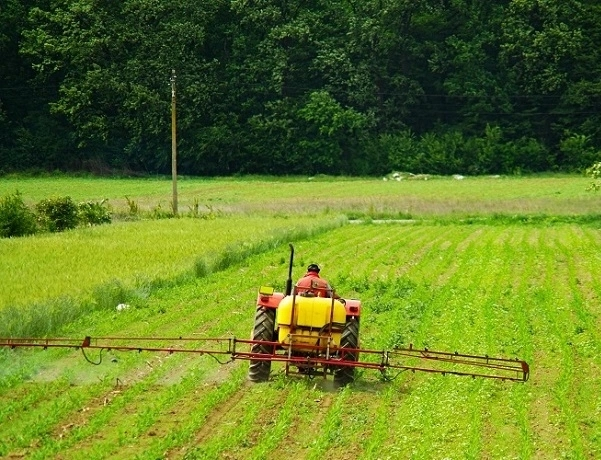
[298,91,368,136]
[0,191,37,238]
[500,0,585,94]
[2,0,601,175]
[35,196,79,232]
[20,0,229,168]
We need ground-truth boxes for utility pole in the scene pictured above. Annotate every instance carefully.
[170,69,178,216]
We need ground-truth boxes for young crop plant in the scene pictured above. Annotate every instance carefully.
[176,382,279,458]
[137,367,248,459]
[246,381,307,458]
[305,387,350,457]
[3,298,255,459]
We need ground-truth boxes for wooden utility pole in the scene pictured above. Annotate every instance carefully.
[170,69,178,216]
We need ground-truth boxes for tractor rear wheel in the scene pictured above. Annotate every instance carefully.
[248,307,276,382]
[334,318,359,386]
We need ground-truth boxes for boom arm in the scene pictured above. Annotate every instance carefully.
[0,336,529,382]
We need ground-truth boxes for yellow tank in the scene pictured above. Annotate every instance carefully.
[277,295,347,349]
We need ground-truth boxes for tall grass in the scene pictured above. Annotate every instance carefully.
[0,216,345,337]
[1,216,345,308]
[200,216,346,274]
[2,174,598,218]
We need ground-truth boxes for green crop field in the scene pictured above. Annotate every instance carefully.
[1,175,600,459]
[0,215,342,311]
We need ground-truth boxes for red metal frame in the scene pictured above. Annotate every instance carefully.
[256,287,362,318]
[0,336,529,382]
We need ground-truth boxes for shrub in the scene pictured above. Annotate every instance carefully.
[78,199,112,226]
[35,196,79,232]
[0,191,37,237]
[561,133,600,170]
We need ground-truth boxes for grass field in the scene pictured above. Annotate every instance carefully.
[1,175,600,459]
[1,173,598,217]
[0,215,342,311]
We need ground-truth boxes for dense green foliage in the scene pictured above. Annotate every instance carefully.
[0,190,113,237]
[1,0,601,175]
[76,200,112,226]
[35,196,79,232]
[0,191,37,237]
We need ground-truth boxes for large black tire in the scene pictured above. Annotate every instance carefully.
[334,318,359,386]
[248,307,276,382]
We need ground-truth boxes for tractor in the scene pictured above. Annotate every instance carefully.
[245,244,529,385]
[248,246,361,385]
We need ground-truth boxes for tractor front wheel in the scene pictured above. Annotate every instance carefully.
[334,318,359,386]
[248,307,276,382]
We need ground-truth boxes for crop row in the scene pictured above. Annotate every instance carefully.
[1,222,600,458]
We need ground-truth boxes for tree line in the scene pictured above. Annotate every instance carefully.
[1,0,600,176]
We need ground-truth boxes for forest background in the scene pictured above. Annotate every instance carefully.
[1,0,600,177]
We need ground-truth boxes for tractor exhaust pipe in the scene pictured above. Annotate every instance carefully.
[285,243,294,295]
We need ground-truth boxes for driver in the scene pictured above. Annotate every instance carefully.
[295,263,337,298]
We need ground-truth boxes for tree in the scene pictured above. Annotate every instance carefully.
[21,0,230,172]
[500,0,585,95]
[0,0,71,172]
[6,0,601,175]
